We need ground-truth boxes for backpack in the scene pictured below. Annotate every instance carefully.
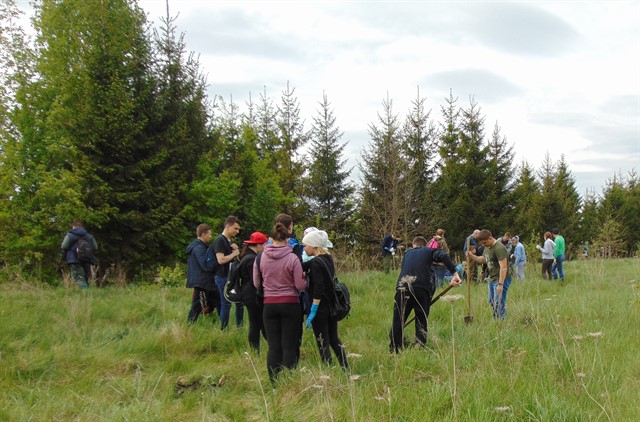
[75,235,95,264]
[224,260,242,303]
[428,238,439,249]
[317,257,351,321]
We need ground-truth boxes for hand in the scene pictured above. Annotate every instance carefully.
[306,303,318,328]
[231,243,239,251]
[496,283,504,297]
[450,272,462,287]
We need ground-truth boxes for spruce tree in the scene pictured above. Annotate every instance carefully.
[484,122,515,233]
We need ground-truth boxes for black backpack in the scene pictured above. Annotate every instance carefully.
[317,256,351,321]
[75,235,95,264]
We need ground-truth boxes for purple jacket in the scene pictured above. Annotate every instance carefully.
[254,244,305,302]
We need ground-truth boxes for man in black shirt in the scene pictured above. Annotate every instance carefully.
[213,215,241,330]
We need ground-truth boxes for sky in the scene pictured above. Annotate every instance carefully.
[15,1,640,196]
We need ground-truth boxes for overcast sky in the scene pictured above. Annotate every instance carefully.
[17,1,640,196]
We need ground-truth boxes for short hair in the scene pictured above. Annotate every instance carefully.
[412,236,428,247]
[224,215,241,227]
[274,213,293,229]
[551,228,560,235]
[271,223,290,242]
[197,224,211,237]
[477,229,492,241]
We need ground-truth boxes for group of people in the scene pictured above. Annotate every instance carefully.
[185,214,348,384]
[536,228,565,280]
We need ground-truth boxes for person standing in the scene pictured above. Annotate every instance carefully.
[213,215,242,330]
[466,230,512,319]
[238,232,268,353]
[302,230,349,370]
[61,220,98,289]
[536,232,556,280]
[511,235,527,280]
[390,236,462,352]
[551,228,565,281]
[431,228,450,287]
[254,223,306,383]
[186,224,220,323]
[463,229,480,283]
[381,233,400,274]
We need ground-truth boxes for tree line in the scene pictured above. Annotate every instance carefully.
[1,0,638,283]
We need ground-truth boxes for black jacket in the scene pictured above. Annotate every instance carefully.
[397,247,457,295]
[185,239,216,290]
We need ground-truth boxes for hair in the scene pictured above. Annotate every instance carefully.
[477,229,492,241]
[412,236,428,246]
[436,228,445,236]
[504,232,511,238]
[196,223,211,237]
[551,228,560,235]
[271,223,290,242]
[544,231,553,240]
[72,219,83,228]
[274,213,293,229]
[224,215,241,227]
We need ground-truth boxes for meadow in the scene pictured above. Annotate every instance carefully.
[1,258,638,421]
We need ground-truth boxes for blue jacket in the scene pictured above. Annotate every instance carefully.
[381,235,398,257]
[61,227,98,264]
[513,242,527,264]
[185,239,217,290]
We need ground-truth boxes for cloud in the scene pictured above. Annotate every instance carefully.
[425,69,523,103]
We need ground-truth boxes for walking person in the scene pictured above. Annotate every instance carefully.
[237,232,268,353]
[511,236,527,280]
[551,228,565,281]
[186,224,220,323]
[390,236,461,353]
[61,219,98,289]
[213,215,242,330]
[381,233,400,274]
[254,223,306,383]
[466,230,512,319]
[302,229,349,370]
[536,232,555,280]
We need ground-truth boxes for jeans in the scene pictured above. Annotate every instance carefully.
[488,277,512,319]
[215,276,244,330]
[552,254,565,280]
[515,262,526,280]
[433,265,446,288]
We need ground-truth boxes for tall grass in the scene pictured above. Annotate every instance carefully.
[0,258,638,420]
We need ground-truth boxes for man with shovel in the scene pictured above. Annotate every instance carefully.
[466,229,512,319]
[389,236,461,353]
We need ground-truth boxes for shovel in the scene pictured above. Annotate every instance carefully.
[402,283,456,329]
[464,237,474,324]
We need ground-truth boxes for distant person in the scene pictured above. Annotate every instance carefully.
[213,215,242,330]
[381,233,400,274]
[499,232,512,255]
[254,222,306,383]
[463,229,480,283]
[186,224,220,323]
[302,229,349,370]
[581,241,590,259]
[430,228,450,288]
[466,230,512,319]
[551,228,565,281]
[61,219,98,289]
[390,236,461,353]
[237,232,268,353]
[511,235,527,280]
[536,232,556,280]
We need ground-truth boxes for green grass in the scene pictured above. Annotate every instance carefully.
[1,258,639,421]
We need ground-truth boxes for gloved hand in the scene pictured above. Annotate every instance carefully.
[306,303,318,328]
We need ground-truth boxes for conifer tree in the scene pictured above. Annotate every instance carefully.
[484,122,515,232]
[511,160,541,241]
[552,155,581,241]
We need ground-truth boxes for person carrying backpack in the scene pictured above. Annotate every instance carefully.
[302,229,349,370]
[186,223,221,324]
[61,220,98,289]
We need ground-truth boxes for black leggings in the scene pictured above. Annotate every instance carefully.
[244,300,266,352]
[311,305,348,369]
[542,259,554,280]
[263,303,302,382]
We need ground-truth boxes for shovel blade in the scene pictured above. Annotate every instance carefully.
[464,315,474,324]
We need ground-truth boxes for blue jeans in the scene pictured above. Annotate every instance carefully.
[488,277,512,319]
[215,276,244,330]
[552,254,565,280]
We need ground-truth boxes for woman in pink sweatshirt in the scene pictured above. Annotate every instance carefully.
[254,222,306,383]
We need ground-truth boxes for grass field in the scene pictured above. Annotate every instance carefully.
[1,258,639,421]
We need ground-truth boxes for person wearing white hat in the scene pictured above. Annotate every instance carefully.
[302,230,349,370]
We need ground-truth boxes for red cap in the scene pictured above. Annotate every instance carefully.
[244,232,268,245]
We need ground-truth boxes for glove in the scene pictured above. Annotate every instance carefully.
[306,303,318,328]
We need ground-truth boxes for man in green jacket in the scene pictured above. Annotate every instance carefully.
[551,228,565,281]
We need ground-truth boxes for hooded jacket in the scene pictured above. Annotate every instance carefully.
[61,227,98,264]
[185,239,217,290]
[253,244,305,304]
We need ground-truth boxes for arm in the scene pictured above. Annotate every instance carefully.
[194,243,211,272]
[466,250,486,264]
[498,257,508,285]
[253,255,262,289]
[292,258,306,291]
[215,237,240,265]
[61,234,71,250]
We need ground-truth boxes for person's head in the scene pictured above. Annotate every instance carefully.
[242,231,268,256]
[412,236,428,247]
[302,229,331,257]
[196,223,212,242]
[271,223,290,243]
[274,214,293,233]
[551,228,560,236]
[436,228,445,237]
[511,235,519,245]
[71,219,83,228]
[503,232,511,241]
[472,229,480,238]
[222,215,241,237]
[544,231,553,240]
[477,229,494,247]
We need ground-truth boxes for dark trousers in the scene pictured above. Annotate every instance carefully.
[263,303,302,383]
[69,263,91,288]
[390,287,432,353]
[310,306,348,369]
[542,259,554,279]
[187,287,220,323]
[244,300,266,352]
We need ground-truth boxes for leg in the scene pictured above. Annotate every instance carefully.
[517,262,525,280]
[497,277,512,319]
[215,276,231,330]
[383,255,391,274]
[263,304,283,383]
[69,264,88,289]
[411,288,431,347]
[552,260,558,279]
[311,308,333,364]
[187,288,204,323]
[327,314,349,369]
[280,303,302,371]
[389,290,408,353]
[556,254,565,280]
[245,301,264,352]
[235,302,245,327]
[488,282,499,319]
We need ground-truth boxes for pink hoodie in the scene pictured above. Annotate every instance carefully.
[253,244,306,304]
